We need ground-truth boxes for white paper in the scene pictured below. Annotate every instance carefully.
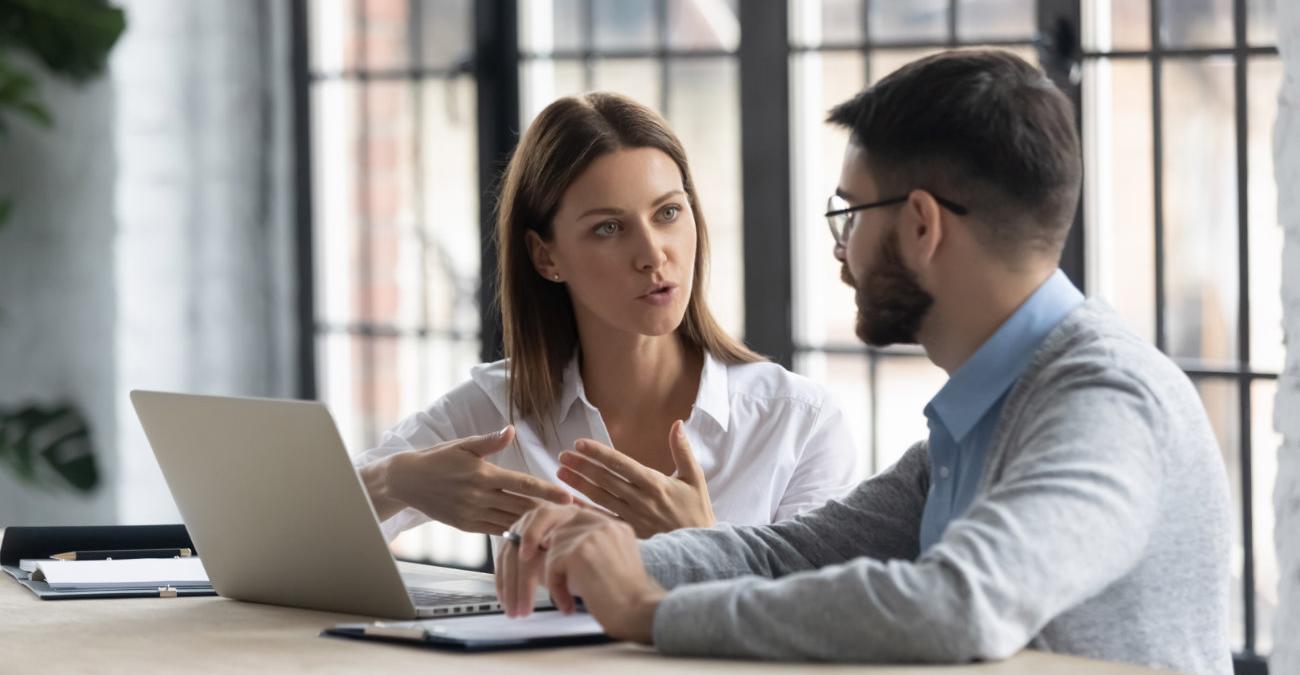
[378,611,604,641]
[32,557,209,590]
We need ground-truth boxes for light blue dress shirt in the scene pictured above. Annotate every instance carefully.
[917,269,1085,552]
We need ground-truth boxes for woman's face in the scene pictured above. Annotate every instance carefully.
[532,146,697,338]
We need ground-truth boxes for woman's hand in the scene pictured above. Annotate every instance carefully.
[555,421,715,538]
[495,503,664,644]
[361,426,573,534]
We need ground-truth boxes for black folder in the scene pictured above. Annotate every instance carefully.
[0,524,216,599]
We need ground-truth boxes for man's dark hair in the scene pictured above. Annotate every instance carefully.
[827,49,1082,259]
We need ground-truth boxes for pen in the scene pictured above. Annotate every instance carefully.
[50,548,193,561]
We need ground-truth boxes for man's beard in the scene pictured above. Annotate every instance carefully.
[845,228,934,347]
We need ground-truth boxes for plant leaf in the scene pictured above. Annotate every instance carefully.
[0,58,52,128]
[0,0,127,81]
[15,99,53,126]
[0,404,100,493]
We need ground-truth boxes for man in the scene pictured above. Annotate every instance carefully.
[494,49,1231,674]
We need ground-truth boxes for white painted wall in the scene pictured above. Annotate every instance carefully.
[1275,0,1300,671]
[0,1,297,527]
[0,58,119,525]
[112,0,298,523]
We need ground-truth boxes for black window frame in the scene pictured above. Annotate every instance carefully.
[775,0,1060,507]
[291,1,1280,666]
[1074,0,1278,669]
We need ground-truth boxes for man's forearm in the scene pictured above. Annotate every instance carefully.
[639,445,929,590]
[648,554,995,661]
[645,404,1163,663]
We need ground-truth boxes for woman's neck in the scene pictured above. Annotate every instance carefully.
[577,326,702,425]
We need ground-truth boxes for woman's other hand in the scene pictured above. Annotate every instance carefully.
[555,421,715,538]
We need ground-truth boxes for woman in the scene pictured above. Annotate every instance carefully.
[357,92,855,542]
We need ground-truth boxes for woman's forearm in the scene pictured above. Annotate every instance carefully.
[359,454,407,522]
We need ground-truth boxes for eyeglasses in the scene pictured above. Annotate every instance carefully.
[825,193,969,248]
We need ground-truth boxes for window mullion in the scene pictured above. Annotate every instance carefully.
[1232,0,1258,655]
[472,0,520,363]
[1037,0,1086,291]
[291,0,318,400]
[739,0,794,368]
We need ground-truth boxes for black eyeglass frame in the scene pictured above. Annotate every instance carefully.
[824,193,969,247]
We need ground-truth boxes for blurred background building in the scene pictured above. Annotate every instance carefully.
[0,1,1291,671]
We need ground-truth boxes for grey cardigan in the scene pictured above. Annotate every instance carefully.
[640,300,1232,675]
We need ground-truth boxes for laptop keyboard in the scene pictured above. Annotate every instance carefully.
[408,587,497,608]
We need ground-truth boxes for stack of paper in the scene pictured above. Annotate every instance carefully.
[29,558,209,590]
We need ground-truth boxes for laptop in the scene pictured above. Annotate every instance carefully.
[130,390,550,619]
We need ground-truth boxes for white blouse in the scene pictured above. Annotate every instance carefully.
[354,351,858,542]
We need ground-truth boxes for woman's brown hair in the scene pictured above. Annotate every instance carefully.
[495,92,760,424]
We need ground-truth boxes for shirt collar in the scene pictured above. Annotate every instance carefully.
[925,269,1084,442]
[553,354,586,426]
[693,350,731,432]
[554,349,731,432]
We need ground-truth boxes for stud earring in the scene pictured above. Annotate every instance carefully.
[552,273,560,281]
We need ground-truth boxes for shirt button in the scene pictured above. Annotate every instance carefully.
[938,466,951,479]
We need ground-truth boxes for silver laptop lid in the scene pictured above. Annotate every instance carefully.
[130,390,420,619]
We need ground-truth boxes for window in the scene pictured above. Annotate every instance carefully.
[305,0,486,568]
[518,0,746,337]
[782,0,1280,663]
[1081,0,1280,658]
[300,0,747,571]
[787,1,1039,479]
[296,2,1282,663]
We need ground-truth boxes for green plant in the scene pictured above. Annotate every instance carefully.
[0,0,125,228]
[0,0,124,493]
[0,406,98,491]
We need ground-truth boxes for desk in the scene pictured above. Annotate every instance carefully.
[0,579,1170,674]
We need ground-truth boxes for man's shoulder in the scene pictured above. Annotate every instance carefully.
[1005,298,1214,453]
[1027,299,1187,391]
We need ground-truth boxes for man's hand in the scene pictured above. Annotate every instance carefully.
[496,503,665,644]
[362,426,573,534]
[556,421,715,538]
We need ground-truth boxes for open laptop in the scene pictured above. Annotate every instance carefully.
[130,390,550,619]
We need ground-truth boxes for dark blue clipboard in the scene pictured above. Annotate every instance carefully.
[321,611,612,652]
[0,524,216,599]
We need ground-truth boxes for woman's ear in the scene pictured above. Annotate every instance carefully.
[525,230,562,282]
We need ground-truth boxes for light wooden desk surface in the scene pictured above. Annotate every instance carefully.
[0,576,1172,674]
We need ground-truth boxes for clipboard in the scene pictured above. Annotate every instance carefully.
[0,525,216,599]
[322,610,611,652]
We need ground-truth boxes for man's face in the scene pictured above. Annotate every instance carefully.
[834,142,934,347]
